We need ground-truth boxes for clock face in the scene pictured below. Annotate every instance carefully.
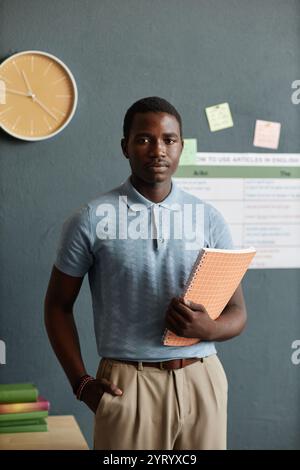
[0,50,78,141]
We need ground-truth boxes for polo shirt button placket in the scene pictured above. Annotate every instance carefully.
[151,205,160,250]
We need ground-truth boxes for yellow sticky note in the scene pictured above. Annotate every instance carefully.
[179,139,197,166]
[253,119,281,150]
[0,80,6,104]
[205,102,234,132]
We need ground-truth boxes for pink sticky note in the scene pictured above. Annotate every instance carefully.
[253,120,281,150]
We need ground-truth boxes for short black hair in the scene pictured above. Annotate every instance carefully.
[123,96,183,141]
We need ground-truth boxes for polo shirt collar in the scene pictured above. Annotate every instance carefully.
[119,176,180,211]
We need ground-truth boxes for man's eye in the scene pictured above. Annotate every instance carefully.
[165,138,176,144]
[137,137,150,144]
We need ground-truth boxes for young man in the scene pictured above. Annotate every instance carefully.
[44,97,247,450]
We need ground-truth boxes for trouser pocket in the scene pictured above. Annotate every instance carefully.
[95,359,114,416]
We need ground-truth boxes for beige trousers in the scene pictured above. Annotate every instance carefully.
[93,354,227,450]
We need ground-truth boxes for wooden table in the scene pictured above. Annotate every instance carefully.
[0,415,89,450]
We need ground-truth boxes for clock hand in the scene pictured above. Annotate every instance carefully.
[32,96,58,122]
[6,86,58,122]
[6,88,31,97]
[21,70,33,95]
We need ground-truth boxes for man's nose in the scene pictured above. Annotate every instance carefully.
[150,140,166,157]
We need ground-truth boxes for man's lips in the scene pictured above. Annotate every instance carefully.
[147,164,169,172]
[146,161,169,168]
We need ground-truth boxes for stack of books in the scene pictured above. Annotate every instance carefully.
[0,383,50,433]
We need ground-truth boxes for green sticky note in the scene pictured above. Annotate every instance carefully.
[205,102,234,132]
[179,139,197,166]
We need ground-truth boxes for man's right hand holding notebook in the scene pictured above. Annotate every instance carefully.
[164,285,247,342]
[165,297,217,341]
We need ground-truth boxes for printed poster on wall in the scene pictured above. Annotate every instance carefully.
[175,153,300,269]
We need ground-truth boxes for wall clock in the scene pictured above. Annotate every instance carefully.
[0,50,78,141]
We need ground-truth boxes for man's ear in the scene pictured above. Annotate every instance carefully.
[121,138,129,159]
[178,139,184,161]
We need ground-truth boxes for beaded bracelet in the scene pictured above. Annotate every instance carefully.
[74,374,95,401]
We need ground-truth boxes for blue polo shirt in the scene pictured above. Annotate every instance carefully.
[54,176,234,361]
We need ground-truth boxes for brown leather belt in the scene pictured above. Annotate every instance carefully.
[108,357,203,370]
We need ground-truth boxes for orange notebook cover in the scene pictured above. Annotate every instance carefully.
[162,247,256,346]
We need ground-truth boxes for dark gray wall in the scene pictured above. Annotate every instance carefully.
[0,0,299,450]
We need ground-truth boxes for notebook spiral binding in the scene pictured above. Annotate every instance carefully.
[163,251,208,344]
[184,250,207,296]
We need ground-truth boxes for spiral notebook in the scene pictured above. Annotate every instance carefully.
[162,246,256,346]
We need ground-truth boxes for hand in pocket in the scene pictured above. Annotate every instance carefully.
[80,378,123,413]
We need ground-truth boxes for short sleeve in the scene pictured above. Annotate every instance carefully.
[54,205,93,277]
[209,205,234,249]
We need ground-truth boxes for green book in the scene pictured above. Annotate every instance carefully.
[0,410,48,423]
[0,418,46,427]
[0,383,38,404]
[0,418,47,434]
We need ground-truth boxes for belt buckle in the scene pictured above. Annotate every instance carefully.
[160,360,175,370]
[160,359,183,370]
